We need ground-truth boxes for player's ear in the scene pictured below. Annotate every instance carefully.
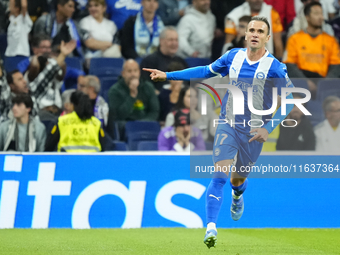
[266,34,270,43]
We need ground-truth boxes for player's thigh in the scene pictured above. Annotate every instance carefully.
[212,123,239,165]
[214,159,234,177]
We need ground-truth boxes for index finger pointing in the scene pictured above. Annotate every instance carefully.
[142,68,156,73]
[249,134,259,143]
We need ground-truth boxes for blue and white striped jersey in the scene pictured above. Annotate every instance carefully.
[209,48,294,133]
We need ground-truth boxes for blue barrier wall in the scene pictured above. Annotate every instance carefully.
[0,153,339,229]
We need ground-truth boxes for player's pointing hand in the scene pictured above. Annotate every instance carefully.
[143,68,167,82]
[249,128,269,143]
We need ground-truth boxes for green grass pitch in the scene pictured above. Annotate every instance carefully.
[0,228,339,254]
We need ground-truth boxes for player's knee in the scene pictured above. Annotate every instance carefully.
[230,178,246,187]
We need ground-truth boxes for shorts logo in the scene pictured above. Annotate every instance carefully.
[214,148,221,157]
[248,161,256,166]
[256,72,265,80]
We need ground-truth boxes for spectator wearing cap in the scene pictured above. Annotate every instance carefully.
[0,94,46,152]
[158,108,206,152]
[77,75,109,126]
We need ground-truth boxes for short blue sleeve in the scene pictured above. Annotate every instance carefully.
[274,63,294,96]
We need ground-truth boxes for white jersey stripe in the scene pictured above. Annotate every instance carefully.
[250,56,275,130]
[209,64,222,77]
[227,50,247,128]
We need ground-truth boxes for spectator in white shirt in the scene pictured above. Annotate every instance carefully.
[5,0,33,57]
[314,96,340,154]
[177,0,216,58]
[80,0,121,61]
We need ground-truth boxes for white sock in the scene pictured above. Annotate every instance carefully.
[206,222,217,232]
[232,189,242,200]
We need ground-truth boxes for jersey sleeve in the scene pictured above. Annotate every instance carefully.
[271,9,283,33]
[274,63,294,96]
[330,37,340,65]
[208,50,230,77]
[166,51,231,80]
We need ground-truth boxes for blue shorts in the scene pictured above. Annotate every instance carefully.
[212,123,263,177]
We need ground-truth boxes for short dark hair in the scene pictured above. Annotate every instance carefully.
[304,2,322,16]
[239,15,252,24]
[31,34,52,48]
[70,91,94,121]
[58,0,74,5]
[12,93,34,112]
[167,61,186,72]
[6,69,21,85]
[249,16,271,35]
[56,0,74,10]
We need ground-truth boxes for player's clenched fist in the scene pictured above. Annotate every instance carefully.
[143,68,167,82]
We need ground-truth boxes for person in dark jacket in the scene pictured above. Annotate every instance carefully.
[276,94,315,150]
[140,26,187,91]
[108,59,160,121]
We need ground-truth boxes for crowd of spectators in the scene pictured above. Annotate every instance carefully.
[0,0,340,153]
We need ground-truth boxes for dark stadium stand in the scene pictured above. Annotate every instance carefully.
[65,57,83,71]
[100,76,117,102]
[111,141,128,151]
[306,100,325,126]
[125,121,160,151]
[4,56,28,72]
[0,33,6,60]
[317,79,340,102]
[137,141,158,151]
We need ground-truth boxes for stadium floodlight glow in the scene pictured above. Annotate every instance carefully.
[199,84,311,116]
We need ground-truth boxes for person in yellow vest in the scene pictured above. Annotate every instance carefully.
[45,91,105,152]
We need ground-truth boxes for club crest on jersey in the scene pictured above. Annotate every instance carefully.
[256,72,265,80]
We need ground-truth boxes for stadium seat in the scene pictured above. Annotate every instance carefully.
[185,58,211,68]
[110,141,128,151]
[137,141,158,151]
[4,56,29,73]
[65,57,83,70]
[317,79,340,102]
[0,33,7,60]
[305,100,325,126]
[99,77,117,102]
[205,141,213,150]
[125,121,161,151]
[290,78,309,90]
[89,58,124,80]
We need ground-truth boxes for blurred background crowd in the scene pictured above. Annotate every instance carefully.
[0,0,339,153]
